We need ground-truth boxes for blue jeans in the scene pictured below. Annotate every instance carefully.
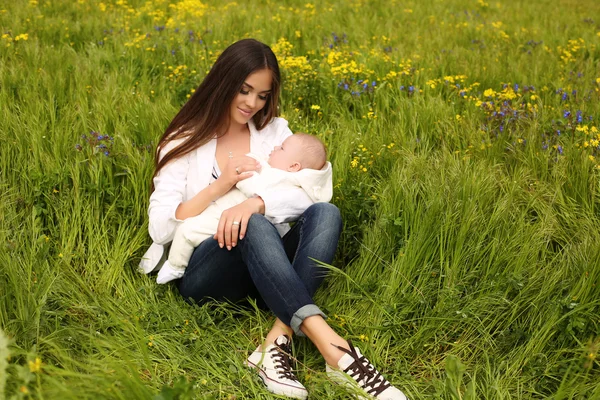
[177,203,342,336]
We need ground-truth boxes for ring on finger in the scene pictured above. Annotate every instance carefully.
[235,167,240,175]
[232,221,240,226]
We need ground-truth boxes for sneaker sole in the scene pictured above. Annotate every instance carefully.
[246,359,308,399]
[327,366,408,400]
[327,366,373,400]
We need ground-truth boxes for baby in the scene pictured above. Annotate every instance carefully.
[157,133,332,284]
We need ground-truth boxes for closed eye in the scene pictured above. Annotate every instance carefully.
[240,89,268,101]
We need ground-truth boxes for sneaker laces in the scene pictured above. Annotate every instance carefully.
[331,340,391,396]
[270,336,299,382]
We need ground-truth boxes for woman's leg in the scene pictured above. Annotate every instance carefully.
[179,204,343,364]
[237,203,341,336]
[177,237,256,304]
[262,202,342,346]
[281,202,342,298]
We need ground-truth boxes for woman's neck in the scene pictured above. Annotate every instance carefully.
[224,121,250,138]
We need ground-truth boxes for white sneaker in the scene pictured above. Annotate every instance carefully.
[245,335,308,399]
[326,340,408,400]
[156,260,184,284]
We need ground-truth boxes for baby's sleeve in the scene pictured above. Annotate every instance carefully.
[258,187,313,223]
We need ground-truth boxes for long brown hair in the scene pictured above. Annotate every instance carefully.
[153,39,281,181]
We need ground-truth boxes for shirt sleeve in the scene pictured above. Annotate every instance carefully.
[148,141,188,245]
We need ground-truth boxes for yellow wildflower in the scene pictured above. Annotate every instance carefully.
[310,105,320,110]
[29,357,42,373]
[576,125,589,133]
[483,89,495,97]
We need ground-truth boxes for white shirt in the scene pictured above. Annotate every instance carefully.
[139,117,317,273]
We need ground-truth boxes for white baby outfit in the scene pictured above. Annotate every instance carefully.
[156,154,332,283]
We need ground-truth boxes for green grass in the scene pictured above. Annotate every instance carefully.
[1,0,600,398]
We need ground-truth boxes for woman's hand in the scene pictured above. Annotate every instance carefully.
[215,197,265,250]
[215,155,261,192]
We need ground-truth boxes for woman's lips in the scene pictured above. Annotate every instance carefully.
[238,107,251,116]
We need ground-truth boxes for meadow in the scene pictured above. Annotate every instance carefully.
[1,0,600,398]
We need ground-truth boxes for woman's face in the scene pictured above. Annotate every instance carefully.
[229,68,273,128]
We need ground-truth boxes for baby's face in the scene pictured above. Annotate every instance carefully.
[268,135,304,171]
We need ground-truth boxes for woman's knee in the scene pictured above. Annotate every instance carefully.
[304,203,342,229]
[246,213,279,238]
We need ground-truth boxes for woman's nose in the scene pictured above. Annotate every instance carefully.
[245,94,257,108]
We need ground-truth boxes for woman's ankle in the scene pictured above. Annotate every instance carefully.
[262,319,294,350]
[299,315,350,366]
[323,339,350,367]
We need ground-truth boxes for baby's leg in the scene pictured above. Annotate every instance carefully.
[168,212,220,268]
[157,214,219,284]
[156,261,184,284]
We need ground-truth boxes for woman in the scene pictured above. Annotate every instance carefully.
[140,39,407,400]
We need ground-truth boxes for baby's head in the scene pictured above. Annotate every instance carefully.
[268,133,327,172]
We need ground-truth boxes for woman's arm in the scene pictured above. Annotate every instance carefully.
[175,179,229,220]
[148,151,189,245]
[148,139,225,244]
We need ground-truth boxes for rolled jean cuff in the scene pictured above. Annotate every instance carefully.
[290,304,327,337]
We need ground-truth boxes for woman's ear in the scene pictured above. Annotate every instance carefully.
[288,162,302,172]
